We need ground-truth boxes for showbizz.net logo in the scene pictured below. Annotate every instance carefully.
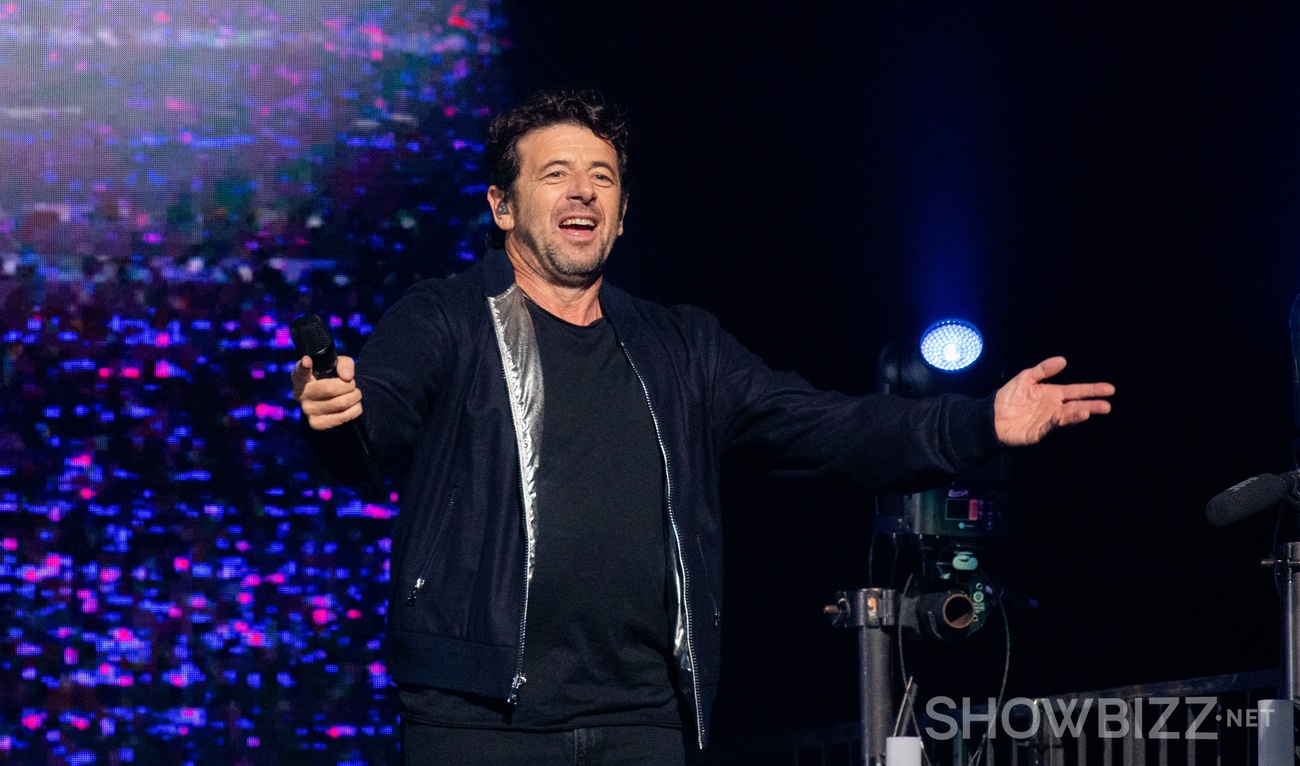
[923,696,1276,741]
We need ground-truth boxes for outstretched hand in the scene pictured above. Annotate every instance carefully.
[993,357,1113,446]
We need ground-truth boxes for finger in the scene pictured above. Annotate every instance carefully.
[302,388,362,416]
[1055,381,1116,401]
[1026,356,1067,384]
[328,388,363,413]
[307,401,363,431]
[299,375,358,402]
[1058,399,1112,426]
[336,355,355,383]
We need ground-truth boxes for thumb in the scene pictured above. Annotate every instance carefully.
[291,355,315,382]
[291,356,313,398]
[1026,356,1067,384]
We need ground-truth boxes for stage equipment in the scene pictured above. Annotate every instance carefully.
[1257,698,1293,766]
[1292,293,1300,470]
[877,318,993,398]
[1205,470,1300,527]
[1206,458,1300,714]
[875,482,1010,541]
[828,320,1013,764]
[897,554,994,643]
[876,319,1010,544]
[825,588,898,766]
[1262,543,1300,712]
[885,735,922,766]
[825,574,998,764]
[1219,292,1300,765]
[919,319,983,372]
[1256,543,1300,766]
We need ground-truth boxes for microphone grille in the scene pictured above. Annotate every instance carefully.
[290,314,333,356]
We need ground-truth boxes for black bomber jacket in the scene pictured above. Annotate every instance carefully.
[308,247,1000,748]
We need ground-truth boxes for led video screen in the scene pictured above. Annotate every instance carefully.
[0,2,508,763]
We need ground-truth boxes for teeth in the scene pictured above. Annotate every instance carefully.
[560,218,596,227]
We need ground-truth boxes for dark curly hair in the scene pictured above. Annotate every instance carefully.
[484,89,629,244]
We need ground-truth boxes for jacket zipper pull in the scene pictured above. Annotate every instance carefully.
[406,577,426,605]
[507,672,527,704]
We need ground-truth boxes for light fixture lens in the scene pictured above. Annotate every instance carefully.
[920,320,983,372]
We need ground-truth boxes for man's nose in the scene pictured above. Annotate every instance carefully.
[566,173,596,202]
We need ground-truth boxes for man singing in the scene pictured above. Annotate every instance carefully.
[292,89,1113,765]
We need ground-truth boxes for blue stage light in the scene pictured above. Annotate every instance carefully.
[919,319,983,372]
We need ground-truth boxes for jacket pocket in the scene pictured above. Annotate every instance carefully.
[695,534,721,628]
[404,483,459,606]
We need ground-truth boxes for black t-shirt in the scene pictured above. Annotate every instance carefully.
[399,298,681,730]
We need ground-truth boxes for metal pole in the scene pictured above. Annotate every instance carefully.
[1282,542,1300,701]
[1261,542,1300,766]
[829,588,898,765]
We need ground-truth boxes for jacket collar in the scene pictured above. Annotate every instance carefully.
[482,246,517,297]
[480,246,645,343]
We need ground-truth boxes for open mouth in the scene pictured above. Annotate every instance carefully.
[558,216,598,234]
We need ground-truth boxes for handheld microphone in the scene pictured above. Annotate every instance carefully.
[1205,471,1300,527]
[289,314,384,499]
[290,314,339,379]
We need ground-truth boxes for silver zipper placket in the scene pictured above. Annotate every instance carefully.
[622,342,705,750]
[488,287,541,706]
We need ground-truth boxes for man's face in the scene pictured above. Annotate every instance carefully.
[489,123,625,288]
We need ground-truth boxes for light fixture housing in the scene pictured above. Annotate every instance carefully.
[919,319,983,373]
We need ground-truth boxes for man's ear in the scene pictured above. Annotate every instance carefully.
[617,196,628,236]
[487,186,513,230]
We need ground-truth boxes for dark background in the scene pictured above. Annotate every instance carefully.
[506,1,1300,743]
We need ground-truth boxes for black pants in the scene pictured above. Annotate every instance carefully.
[401,721,689,766]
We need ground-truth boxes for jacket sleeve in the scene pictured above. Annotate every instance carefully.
[304,281,455,483]
[701,310,999,491]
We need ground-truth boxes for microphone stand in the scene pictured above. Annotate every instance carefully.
[1258,478,1300,759]
[1264,541,1300,702]
[1283,292,1300,705]
[1262,486,1300,701]
[1260,527,1300,765]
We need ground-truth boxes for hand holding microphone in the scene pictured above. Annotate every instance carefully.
[291,315,363,431]
[290,314,383,497]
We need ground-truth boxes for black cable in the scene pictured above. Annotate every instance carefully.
[896,572,915,698]
[964,573,1011,766]
[897,567,1012,766]
[894,572,927,766]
